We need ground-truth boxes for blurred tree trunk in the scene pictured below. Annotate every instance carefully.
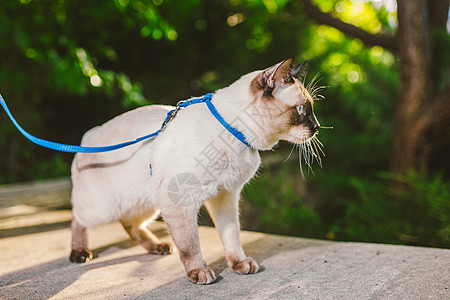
[301,0,450,179]
[392,0,450,176]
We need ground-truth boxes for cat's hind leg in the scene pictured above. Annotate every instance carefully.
[70,217,93,263]
[121,210,172,255]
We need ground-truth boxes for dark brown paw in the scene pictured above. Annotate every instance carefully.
[148,243,172,255]
[230,257,259,274]
[70,249,93,263]
[187,267,216,285]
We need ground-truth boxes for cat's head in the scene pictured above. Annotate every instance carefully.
[249,57,320,148]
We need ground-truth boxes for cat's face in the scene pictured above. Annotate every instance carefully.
[249,57,320,147]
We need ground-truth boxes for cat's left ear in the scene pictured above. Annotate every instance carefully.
[257,57,294,92]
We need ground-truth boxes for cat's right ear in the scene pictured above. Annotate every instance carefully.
[255,57,294,93]
[292,60,308,79]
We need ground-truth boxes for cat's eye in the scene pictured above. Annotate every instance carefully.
[296,105,304,115]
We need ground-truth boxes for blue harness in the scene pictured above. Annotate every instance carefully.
[0,92,252,153]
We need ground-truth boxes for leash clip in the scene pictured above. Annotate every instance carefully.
[160,100,186,131]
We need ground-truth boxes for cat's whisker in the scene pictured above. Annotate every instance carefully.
[314,135,325,148]
[306,74,315,90]
[310,77,322,90]
[305,141,312,169]
[313,94,325,101]
[310,136,323,167]
[310,142,317,166]
[316,137,325,156]
[310,88,328,102]
[310,85,327,96]
[302,68,310,86]
[315,139,326,163]
[298,137,305,179]
[307,140,315,160]
[310,86,328,102]
[284,143,297,162]
[284,132,302,162]
[305,140,315,176]
[306,73,322,93]
[312,135,326,158]
[305,73,329,105]
[310,135,320,154]
[309,141,319,160]
[301,137,309,177]
[304,143,310,166]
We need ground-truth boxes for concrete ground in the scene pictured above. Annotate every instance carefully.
[0,180,449,299]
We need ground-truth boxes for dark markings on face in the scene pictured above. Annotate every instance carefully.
[289,101,312,126]
[289,107,303,126]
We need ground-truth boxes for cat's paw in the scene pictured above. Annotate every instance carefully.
[187,267,216,284]
[230,257,259,274]
[148,243,172,255]
[69,248,93,263]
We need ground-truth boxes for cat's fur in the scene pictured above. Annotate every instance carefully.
[69,57,320,284]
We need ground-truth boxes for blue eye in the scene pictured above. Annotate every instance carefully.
[297,105,304,115]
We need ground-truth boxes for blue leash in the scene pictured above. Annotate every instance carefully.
[0,92,251,153]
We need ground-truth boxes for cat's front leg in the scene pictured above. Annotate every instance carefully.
[161,204,216,284]
[204,191,259,275]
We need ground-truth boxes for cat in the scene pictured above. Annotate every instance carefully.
[69,57,320,284]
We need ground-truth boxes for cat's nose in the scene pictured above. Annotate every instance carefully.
[312,123,320,133]
[308,114,320,133]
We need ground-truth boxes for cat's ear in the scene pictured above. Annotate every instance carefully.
[257,57,294,92]
[292,60,308,79]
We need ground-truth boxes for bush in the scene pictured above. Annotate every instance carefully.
[332,171,450,248]
[242,165,449,249]
[242,164,324,238]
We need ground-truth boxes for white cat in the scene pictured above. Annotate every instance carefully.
[69,57,320,284]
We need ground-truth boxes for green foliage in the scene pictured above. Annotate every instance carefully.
[30,154,69,180]
[0,0,168,103]
[332,171,450,248]
[243,165,324,237]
